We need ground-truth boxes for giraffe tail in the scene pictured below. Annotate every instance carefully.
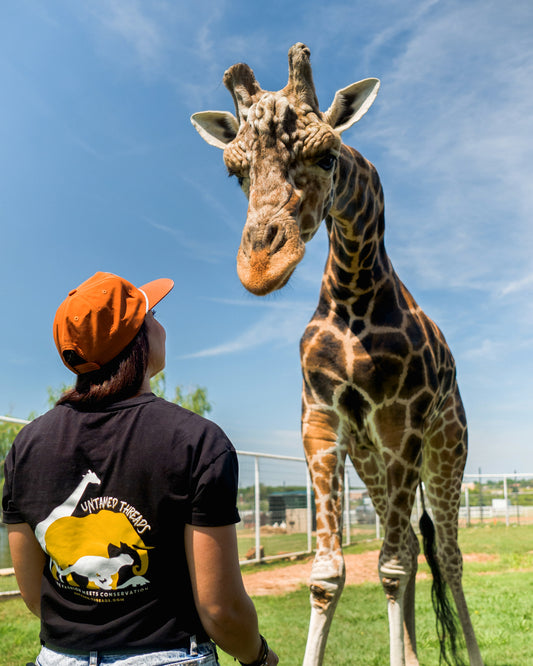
[418,486,465,666]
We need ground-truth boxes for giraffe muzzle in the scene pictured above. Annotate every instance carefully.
[237,218,305,295]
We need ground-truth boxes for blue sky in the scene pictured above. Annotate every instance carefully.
[1,0,532,475]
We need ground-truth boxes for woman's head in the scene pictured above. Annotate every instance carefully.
[53,272,173,406]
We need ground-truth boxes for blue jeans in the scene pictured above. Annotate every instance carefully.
[35,642,219,665]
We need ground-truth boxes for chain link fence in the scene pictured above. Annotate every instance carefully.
[2,415,532,568]
[234,451,533,564]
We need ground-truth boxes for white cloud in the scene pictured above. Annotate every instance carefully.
[146,218,230,264]
[499,272,533,297]
[463,338,506,361]
[363,1,533,293]
[89,0,167,72]
[362,0,440,70]
[180,174,245,235]
[181,301,312,358]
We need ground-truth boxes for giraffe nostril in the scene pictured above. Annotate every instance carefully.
[264,222,281,251]
[265,221,287,254]
[265,222,278,246]
[240,228,252,258]
[243,221,288,255]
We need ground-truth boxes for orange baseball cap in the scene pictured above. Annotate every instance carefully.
[53,272,174,374]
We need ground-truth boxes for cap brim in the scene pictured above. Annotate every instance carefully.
[139,278,174,311]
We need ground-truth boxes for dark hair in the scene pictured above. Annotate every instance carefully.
[57,322,150,408]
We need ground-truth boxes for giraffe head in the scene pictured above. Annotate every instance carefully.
[192,43,380,295]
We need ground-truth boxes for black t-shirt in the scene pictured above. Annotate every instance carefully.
[2,393,240,652]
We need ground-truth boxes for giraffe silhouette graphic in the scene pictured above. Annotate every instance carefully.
[35,470,151,594]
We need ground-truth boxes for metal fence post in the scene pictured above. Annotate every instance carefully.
[415,485,422,525]
[503,476,509,527]
[344,468,351,547]
[513,472,520,524]
[306,469,313,554]
[479,468,483,523]
[254,455,261,562]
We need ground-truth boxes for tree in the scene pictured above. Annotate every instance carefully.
[46,374,212,417]
[0,417,31,492]
[1,374,211,489]
[0,420,25,462]
[46,383,73,408]
[150,371,212,417]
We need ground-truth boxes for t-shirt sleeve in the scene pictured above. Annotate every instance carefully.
[2,445,25,524]
[190,447,240,527]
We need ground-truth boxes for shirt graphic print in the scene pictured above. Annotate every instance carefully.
[35,469,152,601]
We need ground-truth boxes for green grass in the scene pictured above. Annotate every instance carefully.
[238,530,313,559]
[236,523,377,560]
[0,575,18,593]
[1,523,532,666]
[0,594,40,665]
[219,572,533,665]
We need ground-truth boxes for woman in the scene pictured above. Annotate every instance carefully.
[2,271,278,666]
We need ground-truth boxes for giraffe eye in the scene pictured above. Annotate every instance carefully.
[315,154,337,171]
[228,170,246,187]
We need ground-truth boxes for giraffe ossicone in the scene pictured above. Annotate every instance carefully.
[192,42,483,666]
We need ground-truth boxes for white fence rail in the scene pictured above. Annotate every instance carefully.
[233,451,533,564]
[2,416,533,567]
[0,415,30,425]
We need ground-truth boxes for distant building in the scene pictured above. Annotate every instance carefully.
[268,490,316,530]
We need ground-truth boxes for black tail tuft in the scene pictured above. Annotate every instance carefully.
[419,506,465,666]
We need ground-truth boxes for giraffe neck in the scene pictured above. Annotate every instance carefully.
[321,145,391,304]
[35,470,101,550]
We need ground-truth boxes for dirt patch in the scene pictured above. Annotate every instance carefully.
[242,551,498,596]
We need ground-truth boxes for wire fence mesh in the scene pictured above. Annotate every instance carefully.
[2,415,532,568]
[234,450,533,564]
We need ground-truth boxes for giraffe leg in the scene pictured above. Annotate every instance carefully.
[423,402,484,666]
[302,410,346,666]
[380,457,422,666]
[351,447,420,666]
[447,565,484,666]
[380,518,420,666]
[400,526,420,664]
[304,557,346,666]
[424,497,483,665]
[381,540,419,666]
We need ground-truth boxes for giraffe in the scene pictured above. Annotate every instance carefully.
[191,43,483,666]
[35,470,101,550]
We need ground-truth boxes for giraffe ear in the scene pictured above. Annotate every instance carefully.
[323,78,380,134]
[191,111,239,149]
